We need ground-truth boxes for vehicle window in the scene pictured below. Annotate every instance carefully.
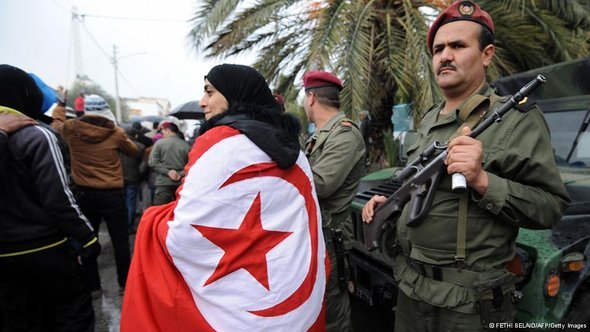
[544,110,589,167]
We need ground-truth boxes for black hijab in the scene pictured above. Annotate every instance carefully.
[205,64,281,111]
[199,64,301,169]
[0,64,44,121]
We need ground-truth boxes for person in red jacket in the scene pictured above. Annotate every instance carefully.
[74,92,85,117]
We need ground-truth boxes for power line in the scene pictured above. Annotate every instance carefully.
[79,23,111,60]
[79,22,143,97]
[81,14,187,23]
[49,0,156,99]
[48,0,71,13]
[48,0,188,22]
[117,69,142,97]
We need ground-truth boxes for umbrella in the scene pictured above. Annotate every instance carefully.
[140,115,164,123]
[30,73,58,113]
[170,101,204,120]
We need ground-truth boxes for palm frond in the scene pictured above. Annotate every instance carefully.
[394,0,439,121]
[541,0,590,29]
[188,0,588,133]
[204,1,294,57]
[187,0,241,52]
[306,0,350,70]
[337,0,377,120]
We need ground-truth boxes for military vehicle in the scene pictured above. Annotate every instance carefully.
[348,56,590,329]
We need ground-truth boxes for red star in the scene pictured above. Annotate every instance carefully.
[192,192,292,290]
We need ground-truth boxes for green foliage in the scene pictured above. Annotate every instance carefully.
[189,0,589,164]
[190,0,588,125]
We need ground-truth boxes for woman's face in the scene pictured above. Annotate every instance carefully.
[200,79,229,120]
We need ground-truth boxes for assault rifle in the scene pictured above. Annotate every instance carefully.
[363,75,547,251]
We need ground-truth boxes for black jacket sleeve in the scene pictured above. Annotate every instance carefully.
[17,125,95,243]
[0,130,7,155]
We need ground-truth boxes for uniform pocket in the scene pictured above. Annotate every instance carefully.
[404,143,421,161]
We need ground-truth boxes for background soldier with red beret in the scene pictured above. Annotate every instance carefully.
[303,70,365,332]
[362,1,569,331]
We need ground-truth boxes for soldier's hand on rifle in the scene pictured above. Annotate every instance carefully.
[362,195,387,223]
[446,127,489,195]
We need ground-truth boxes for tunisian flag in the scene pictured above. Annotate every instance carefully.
[121,126,327,331]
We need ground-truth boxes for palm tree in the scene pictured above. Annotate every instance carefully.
[189,0,589,127]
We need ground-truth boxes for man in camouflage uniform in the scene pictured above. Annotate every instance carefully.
[362,1,570,331]
[303,71,365,332]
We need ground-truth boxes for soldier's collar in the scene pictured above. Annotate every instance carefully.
[455,83,493,122]
[318,112,345,132]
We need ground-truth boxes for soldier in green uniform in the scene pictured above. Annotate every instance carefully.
[362,1,570,331]
[148,122,190,205]
[303,71,365,332]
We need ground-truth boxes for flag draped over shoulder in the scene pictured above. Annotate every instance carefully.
[121,126,327,331]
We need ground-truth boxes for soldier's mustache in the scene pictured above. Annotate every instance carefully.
[438,62,456,74]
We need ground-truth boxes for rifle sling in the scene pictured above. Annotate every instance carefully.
[456,193,469,267]
[448,92,502,266]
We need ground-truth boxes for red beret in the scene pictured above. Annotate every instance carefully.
[273,93,285,105]
[427,1,494,53]
[159,121,177,130]
[303,71,343,91]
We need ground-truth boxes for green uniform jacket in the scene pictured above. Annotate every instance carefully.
[148,136,190,187]
[306,113,365,237]
[394,85,570,313]
[307,113,365,215]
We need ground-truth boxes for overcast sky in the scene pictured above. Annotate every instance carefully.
[1,0,255,109]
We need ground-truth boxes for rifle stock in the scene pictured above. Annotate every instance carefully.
[362,75,547,251]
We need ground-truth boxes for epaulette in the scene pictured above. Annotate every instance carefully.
[497,95,531,113]
[516,96,535,113]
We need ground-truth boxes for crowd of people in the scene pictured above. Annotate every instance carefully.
[0,1,569,331]
[0,67,201,330]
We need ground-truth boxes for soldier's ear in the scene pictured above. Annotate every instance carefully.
[482,44,495,67]
[306,91,315,106]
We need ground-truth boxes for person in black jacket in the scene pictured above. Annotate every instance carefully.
[0,65,100,331]
[123,122,149,232]
[0,112,36,152]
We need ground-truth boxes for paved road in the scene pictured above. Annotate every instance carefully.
[92,225,133,332]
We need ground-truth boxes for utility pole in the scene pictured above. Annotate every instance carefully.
[111,47,145,123]
[112,45,122,123]
[71,6,84,79]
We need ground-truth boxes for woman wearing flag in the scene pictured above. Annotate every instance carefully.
[122,64,327,332]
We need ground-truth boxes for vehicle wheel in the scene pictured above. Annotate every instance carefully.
[556,282,590,330]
